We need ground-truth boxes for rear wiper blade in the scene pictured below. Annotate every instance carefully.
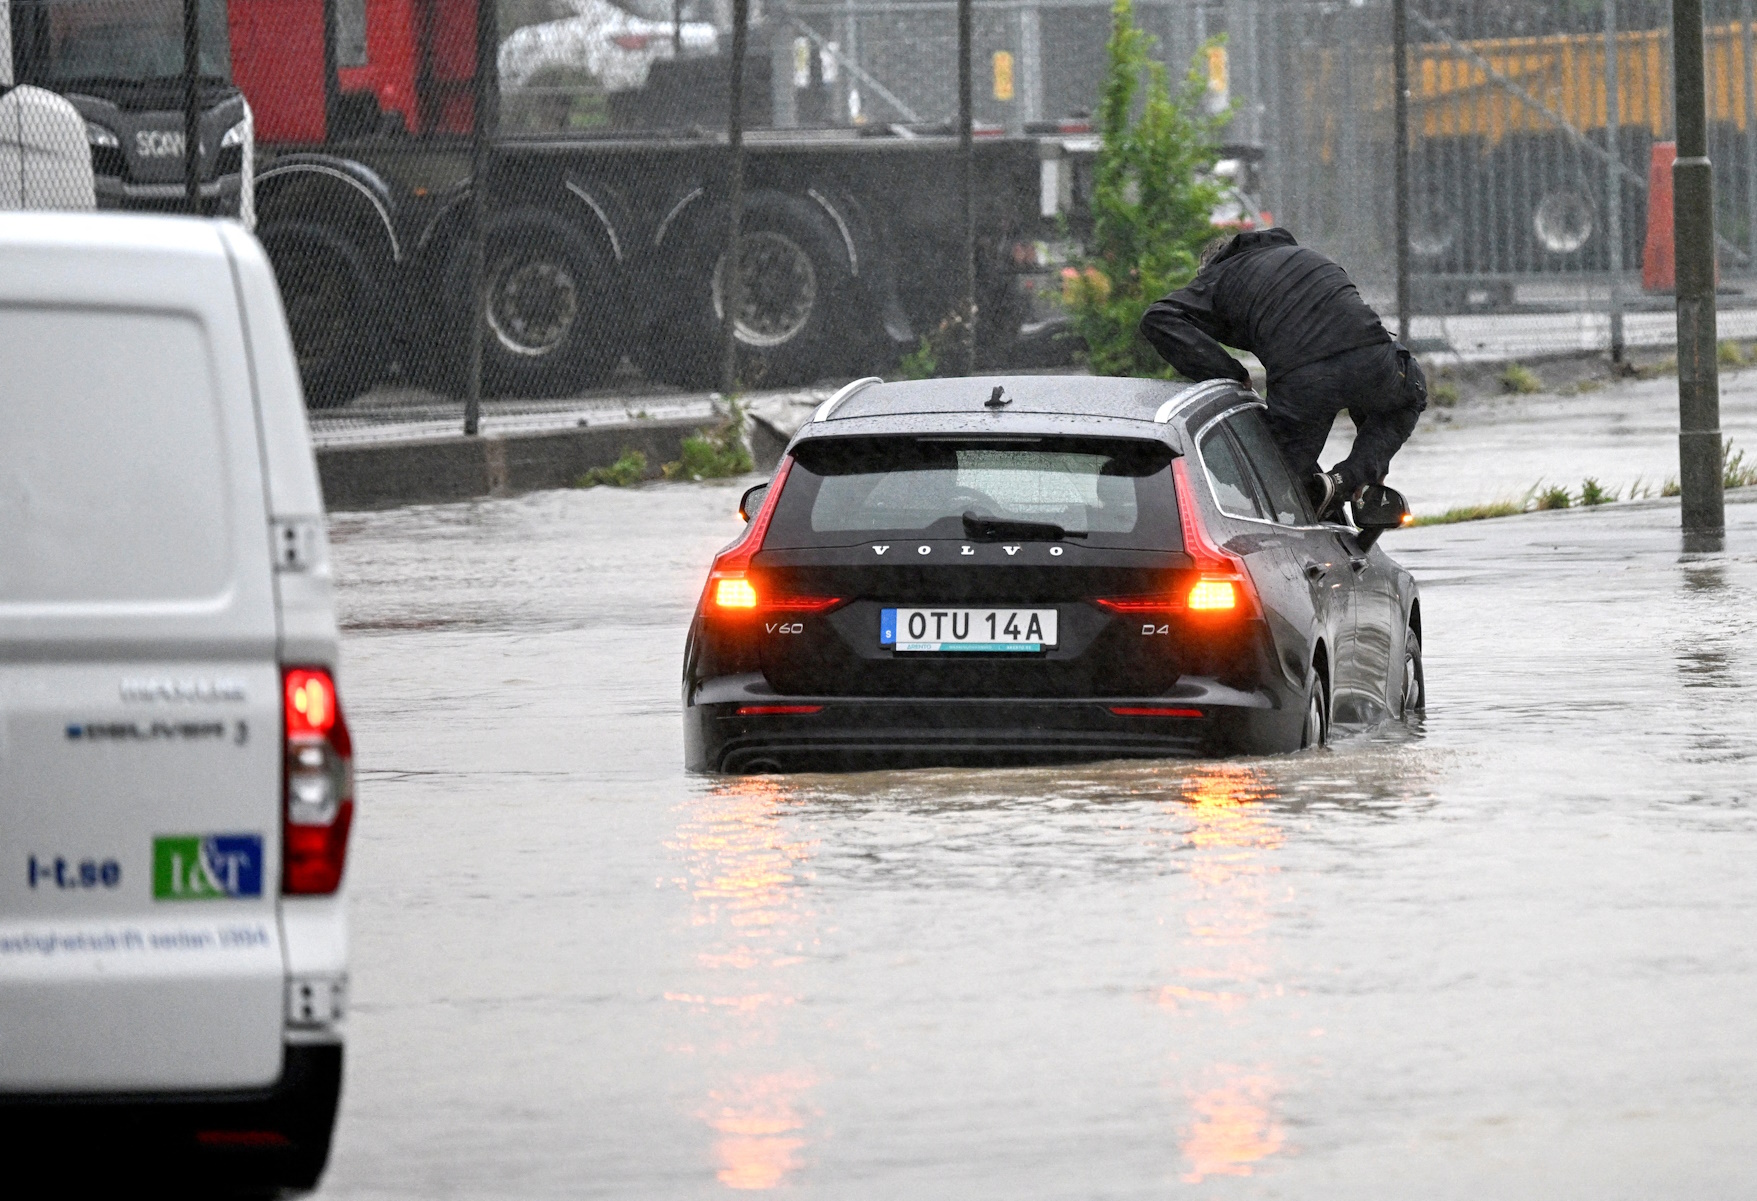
[962,512,1087,542]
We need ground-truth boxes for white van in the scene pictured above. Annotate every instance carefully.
[0,214,349,1192]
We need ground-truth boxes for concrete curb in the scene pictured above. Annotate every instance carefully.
[316,417,704,510]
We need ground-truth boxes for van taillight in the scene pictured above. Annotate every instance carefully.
[283,667,354,895]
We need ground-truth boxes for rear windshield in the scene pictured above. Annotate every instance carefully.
[766,436,1181,550]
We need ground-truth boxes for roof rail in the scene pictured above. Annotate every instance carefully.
[1154,378,1248,424]
[812,376,884,423]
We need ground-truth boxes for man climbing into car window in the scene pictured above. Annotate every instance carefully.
[1139,227,1427,519]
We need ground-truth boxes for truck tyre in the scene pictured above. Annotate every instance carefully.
[446,206,625,398]
[259,219,383,409]
[640,189,853,388]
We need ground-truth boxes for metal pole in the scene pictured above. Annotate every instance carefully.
[1392,0,1410,340]
[1673,0,1725,548]
[958,0,976,375]
[466,0,498,437]
[1606,0,1625,363]
[183,0,201,215]
[1743,0,1756,260]
[723,0,751,393]
[674,0,683,57]
[1019,2,1042,127]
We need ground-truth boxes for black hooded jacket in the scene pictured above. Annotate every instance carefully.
[1138,229,1392,386]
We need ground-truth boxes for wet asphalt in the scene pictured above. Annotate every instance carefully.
[313,435,1757,1197]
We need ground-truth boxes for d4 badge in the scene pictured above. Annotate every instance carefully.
[153,834,264,900]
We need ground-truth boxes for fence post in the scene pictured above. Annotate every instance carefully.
[1673,0,1725,549]
[182,0,201,215]
[1392,0,1410,341]
[1743,0,1756,260]
[723,0,751,394]
[1606,0,1625,363]
[958,0,976,375]
[465,0,499,438]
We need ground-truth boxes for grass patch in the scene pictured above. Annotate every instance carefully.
[1410,501,1524,526]
[1533,484,1572,510]
[1429,380,1461,408]
[1719,339,1749,367]
[1499,362,1542,394]
[663,400,753,481]
[1726,438,1757,489]
[1634,356,1677,380]
[1578,477,1617,506]
[576,448,647,488]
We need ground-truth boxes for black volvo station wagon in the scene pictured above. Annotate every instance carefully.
[683,375,1423,773]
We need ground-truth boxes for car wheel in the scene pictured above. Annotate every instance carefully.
[1300,668,1329,750]
[259,219,383,409]
[446,206,625,398]
[1400,628,1426,719]
[638,189,854,389]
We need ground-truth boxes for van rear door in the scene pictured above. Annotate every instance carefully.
[0,218,286,1092]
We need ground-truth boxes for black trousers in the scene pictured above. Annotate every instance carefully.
[1267,342,1425,494]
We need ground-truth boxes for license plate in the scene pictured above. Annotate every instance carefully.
[880,607,1058,652]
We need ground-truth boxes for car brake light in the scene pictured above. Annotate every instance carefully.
[736,705,823,715]
[1095,596,1183,614]
[764,595,843,613]
[1108,706,1204,718]
[705,458,795,617]
[714,577,759,608]
[612,32,652,50]
[1186,578,1237,611]
[283,667,353,895]
[1171,458,1260,619]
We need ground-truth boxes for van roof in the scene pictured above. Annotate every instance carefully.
[0,210,232,258]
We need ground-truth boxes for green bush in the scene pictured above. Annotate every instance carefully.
[664,400,753,481]
[1429,381,1461,408]
[1499,362,1542,394]
[1718,339,1748,367]
[1534,484,1572,510]
[576,448,647,488]
[1579,477,1617,506]
[1062,1,1226,378]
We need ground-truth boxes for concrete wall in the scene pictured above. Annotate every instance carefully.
[316,418,704,510]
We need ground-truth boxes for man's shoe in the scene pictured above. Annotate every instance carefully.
[1306,471,1344,520]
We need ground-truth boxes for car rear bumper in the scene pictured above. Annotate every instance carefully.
[0,1042,342,1189]
[685,676,1300,772]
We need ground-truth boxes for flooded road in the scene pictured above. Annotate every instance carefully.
[316,482,1757,1199]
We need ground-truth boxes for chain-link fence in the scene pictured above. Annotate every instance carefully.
[7,0,1757,444]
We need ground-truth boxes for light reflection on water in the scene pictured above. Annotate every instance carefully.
[669,776,818,1190]
[1166,767,1287,1183]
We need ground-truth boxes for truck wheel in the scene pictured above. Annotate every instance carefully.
[259,219,383,409]
[1532,182,1596,259]
[641,190,853,388]
[448,206,625,398]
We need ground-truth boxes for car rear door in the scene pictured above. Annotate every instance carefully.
[1217,407,1353,699]
[0,223,286,1092]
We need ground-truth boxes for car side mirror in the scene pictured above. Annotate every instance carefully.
[738,482,770,523]
[1350,484,1411,549]
[1352,484,1411,530]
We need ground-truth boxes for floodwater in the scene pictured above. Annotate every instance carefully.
[316,481,1757,1199]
